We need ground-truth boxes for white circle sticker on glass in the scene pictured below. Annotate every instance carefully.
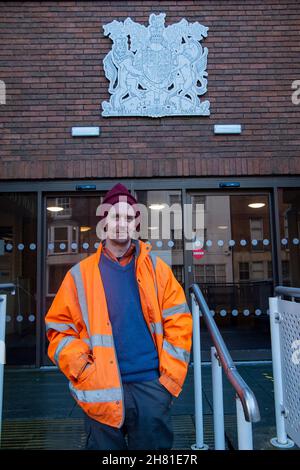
[293,238,299,245]
[16,315,23,322]
[243,309,250,316]
[6,316,11,323]
[220,309,227,317]
[210,310,215,317]
[263,239,270,246]
[251,239,258,246]
[168,240,174,248]
[59,243,66,250]
[281,238,288,245]
[195,239,201,247]
[29,243,36,251]
[29,315,35,322]
[71,243,77,250]
[229,240,235,247]
[206,240,212,247]
[83,243,89,250]
[232,309,238,316]
[48,243,54,251]
[94,242,100,249]
[6,244,13,251]
[255,309,262,316]
[217,240,224,247]
[18,244,24,251]
[156,241,163,248]
[240,239,247,246]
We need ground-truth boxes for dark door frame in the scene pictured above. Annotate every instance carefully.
[1,176,299,366]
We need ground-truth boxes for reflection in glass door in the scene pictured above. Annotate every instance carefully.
[43,193,104,365]
[135,190,184,287]
[0,193,37,365]
[187,192,273,360]
[278,188,300,287]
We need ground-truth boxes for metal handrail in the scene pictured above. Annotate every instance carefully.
[275,286,300,299]
[190,283,260,423]
[0,284,15,294]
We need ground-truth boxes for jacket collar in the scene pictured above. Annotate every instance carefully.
[95,238,151,266]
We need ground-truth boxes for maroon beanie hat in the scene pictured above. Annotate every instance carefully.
[102,183,137,207]
[99,183,139,223]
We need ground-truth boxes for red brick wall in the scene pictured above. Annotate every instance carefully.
[0,0,299,180]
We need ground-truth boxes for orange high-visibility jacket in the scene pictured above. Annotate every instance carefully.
[45,239,192,428]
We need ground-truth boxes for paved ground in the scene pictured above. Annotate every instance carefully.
[1,363,299,450]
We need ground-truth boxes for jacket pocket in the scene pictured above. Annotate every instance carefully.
[77,360,96,383]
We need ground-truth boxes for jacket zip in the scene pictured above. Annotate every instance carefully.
[110,332,125,428]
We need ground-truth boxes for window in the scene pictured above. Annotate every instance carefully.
[48,224,78,254]
[194,265,204,284]
[172,265,183,285]
[250,218,264,251]
[250,218,263,240]
[54,197,72,218]
[194,264,226,284]
[239,262,250,280]
[251,261,264,280]
[215,264,226,283]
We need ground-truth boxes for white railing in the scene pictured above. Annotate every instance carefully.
[190,284,260,450]
[269,286,300,449]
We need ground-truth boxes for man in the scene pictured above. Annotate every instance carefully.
[45,183,193,450]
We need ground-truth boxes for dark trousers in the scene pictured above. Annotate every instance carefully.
[84,378,174,450]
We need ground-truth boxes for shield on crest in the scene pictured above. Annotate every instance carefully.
[142,46,172,84]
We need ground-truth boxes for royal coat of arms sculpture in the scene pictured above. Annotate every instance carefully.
[101,13,210,118]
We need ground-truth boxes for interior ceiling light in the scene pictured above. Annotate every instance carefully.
[248,203,266,209]
[218,225,228,229]
[149,204,165,210]
[47,206,64,212]
[80,226,91,232]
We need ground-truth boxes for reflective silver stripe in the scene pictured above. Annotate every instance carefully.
[162,302,190,319]
[163,340,190,363]
[69,382,122,403]
[46,322,78,333]
[149,252,158,297]
[70,264,91,337]
[82,335,113,349]
[83,338,91,348]
[132,238,140,258]
[90,334,114,348]
[149,252,158,269]
[150,322,163,335]
[54,336,76,365]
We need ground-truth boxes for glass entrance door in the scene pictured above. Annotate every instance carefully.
[186,191,274,360]
[42,193,104,365]
[0,193,37,365]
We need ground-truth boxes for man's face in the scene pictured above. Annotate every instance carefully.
[106,202,136,244]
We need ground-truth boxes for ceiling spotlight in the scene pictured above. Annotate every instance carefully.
[248,203,266,209]
[149,204,165,210]
[47,206,64,212]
